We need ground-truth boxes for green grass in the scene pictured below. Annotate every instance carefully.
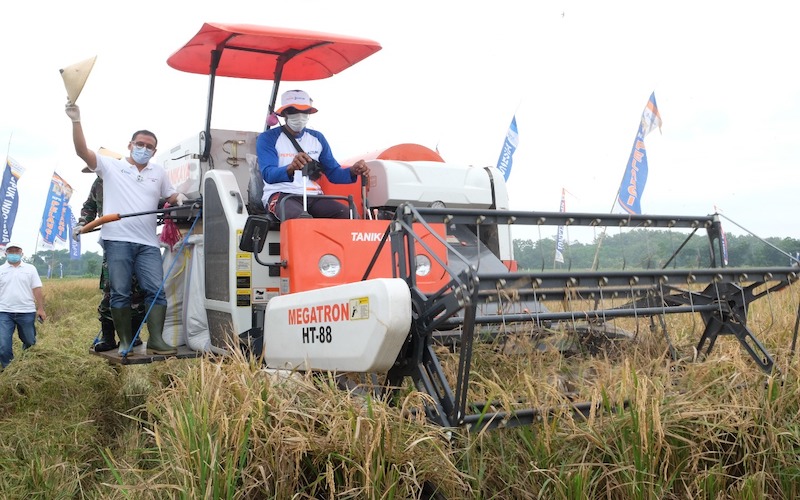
[1,278,800,498]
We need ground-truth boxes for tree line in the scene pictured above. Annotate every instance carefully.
[514,230,800,271]
[7,249,105,279]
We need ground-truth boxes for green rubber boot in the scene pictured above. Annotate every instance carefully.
[110,308,134,355]
[146,304,177,355]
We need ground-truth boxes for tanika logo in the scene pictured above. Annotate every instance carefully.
[351,232,384,242]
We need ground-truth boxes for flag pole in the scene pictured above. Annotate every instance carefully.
[2,132,21,251]
[589,194,620,271]
[592,92,661,270]
[34,226,41,259]
[591,122,641,271]
[3,131,12,162]
[497,102,521,264]
[592,127,644,270]
[554,187,567,268]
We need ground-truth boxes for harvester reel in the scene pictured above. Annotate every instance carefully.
[379,204,800,431]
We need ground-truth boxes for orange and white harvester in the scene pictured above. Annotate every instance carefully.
[91,23,800,432]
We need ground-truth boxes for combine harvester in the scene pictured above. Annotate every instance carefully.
[90,23,800,432]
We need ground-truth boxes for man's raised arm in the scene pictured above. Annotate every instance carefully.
[65,103,97,170]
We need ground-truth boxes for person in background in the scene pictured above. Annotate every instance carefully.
[256,89,370,220]
[0,242,46,370]
[73,174,145,352]
[66,102,186,356]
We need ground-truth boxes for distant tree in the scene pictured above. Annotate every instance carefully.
[27,249,103,278]
[514,231,800,270]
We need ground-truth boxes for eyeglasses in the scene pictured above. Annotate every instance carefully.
[132,141,156,151]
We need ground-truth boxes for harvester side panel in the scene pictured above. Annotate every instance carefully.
[203,170,270,351]
[263,278,412,372]
[278,218,450,295]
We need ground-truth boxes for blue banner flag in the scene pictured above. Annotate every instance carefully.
[56,204,70,242]
[39,172,73,247]
[496,115,519,181]
[554,188,566,264]
[0,157,25,250]
[68,206,81,259]
[617,92,662,214]
[720,225,729,266]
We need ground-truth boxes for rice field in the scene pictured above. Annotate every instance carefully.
[1,278,799,499]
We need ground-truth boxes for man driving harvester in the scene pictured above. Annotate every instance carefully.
[256,89,370,220]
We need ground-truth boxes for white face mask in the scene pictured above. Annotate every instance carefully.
[285,113,310,132]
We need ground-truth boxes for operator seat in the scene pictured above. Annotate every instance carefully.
[246,154,279,224]
[245,154,357,222]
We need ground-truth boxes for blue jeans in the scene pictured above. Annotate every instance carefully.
[104,240,166,309]
[0,312,37,368]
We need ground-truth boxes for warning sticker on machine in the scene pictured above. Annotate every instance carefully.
[348,297,369,320]
[252,287,279,303]
[236,253,251,274]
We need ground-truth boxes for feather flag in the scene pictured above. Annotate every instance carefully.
[56,203,70,242]
[68,206,81,259]
[617,92,662,214]
[554,188,566,265]
[720,227,729,266]
[39,172,74,247]
[0,157,25,250]
[714,206,729,266]
[496,115,519,181]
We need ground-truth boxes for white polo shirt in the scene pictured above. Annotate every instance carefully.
[94,155,176,247]
[0,262,42,313]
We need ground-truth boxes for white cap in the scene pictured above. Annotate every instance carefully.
[276,90,318,116]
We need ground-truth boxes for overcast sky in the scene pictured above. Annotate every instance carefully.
[1,0,798,256]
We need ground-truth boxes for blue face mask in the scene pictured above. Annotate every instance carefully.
[6,254,21,264]
[131,146,154,165]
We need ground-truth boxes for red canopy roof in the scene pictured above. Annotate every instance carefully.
[167,23,382,81]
